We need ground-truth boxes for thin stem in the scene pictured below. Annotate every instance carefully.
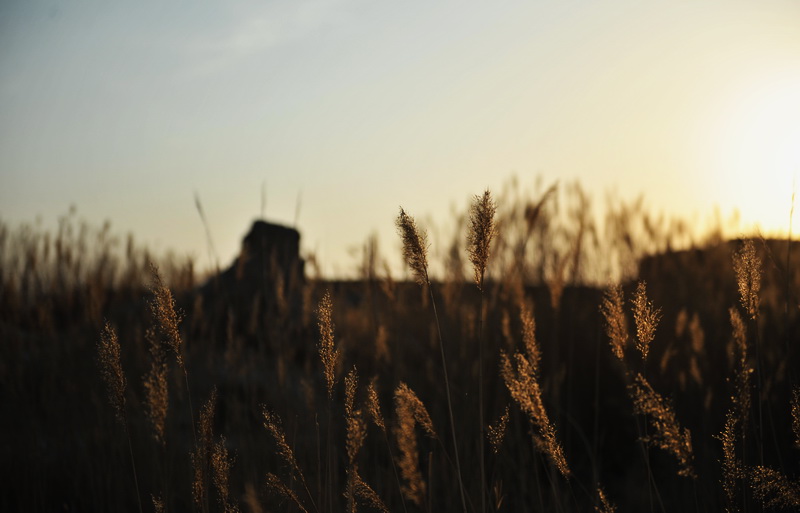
[124,421,144,513]
[478,275,487,513]
[426,273,468,513]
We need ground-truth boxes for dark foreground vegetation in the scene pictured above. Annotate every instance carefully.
[2,182,800,512]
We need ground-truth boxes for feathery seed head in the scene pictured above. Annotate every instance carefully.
[352,471,390,513]
[632,281,661,362]
[729,308,751,431]
[749,465,800,509]
[345,366,358,418]
[97,321,127,426]
[346,409,367,466]
[487,405,510,455]
[148,263,185,367]
[520,303,541,375]
[733,239,762,320]
[396,208,429,286]
[719,410,741,511]
[629,373,695,478]
[316,291,340,399]
[601,284,628,361]
[595,485,617,513]
[393,383,428,506]
[211,436,239,513]
[143,328,169,446]
[395,382,436,438]
[192,388,218,511]
[262,408,301,476]
[366,380,385,432]
[500,350,570,477]
[266,473,309,513]
[467,189,497,289]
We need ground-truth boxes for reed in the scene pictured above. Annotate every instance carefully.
[600,284,628,361]
[467,189,496,513]
[629,373,695,479]
[394,382,437,507]
[396,207,467,513]
[500,305,570,478]
[632,281,661,364]
[97,322,143,513]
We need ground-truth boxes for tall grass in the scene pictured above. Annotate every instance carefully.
[3,181,800,511]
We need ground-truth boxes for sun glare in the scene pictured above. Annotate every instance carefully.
[711,73,800,238]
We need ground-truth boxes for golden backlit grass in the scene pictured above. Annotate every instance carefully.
[4,182,800,512]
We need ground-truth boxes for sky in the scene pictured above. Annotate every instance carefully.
[2,0,800,277]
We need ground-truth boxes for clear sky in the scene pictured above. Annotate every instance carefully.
[2,1,800,277]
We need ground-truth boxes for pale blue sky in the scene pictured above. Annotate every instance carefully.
[2,1,800,276]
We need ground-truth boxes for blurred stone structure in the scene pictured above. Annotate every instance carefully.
[198,220,306,350]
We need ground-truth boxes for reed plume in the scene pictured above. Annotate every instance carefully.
[143,328,169,446]
[467,189,496,513]
[396,208,429,286]
[520,303,540,373]
[719,411,741,512]
[148,263,197,451]
[500,306,570,477]
[344,377,381,512]
[733,239,762,320]
[263,408,317,512]
[97,321,127,426]
[467,189,497,289]
[729,308,751,431]
[396,206,467,512]
[344,367,365,512]
[600,284,628,361]
[192,388,217,512]
[629,373,695,478]
[393,383,428,507]
[632,281,661,362]
[487,405,510,455]
[366,380,385,432]
[368,378,407,513]
[211,436,239,513]
[345,366,358,419]
[395,383,436,439]
[345,411,368,512]
[148,263,184,366]
[317,290,340,399]
[97,321,143,513]
[595,485,617,513]
[351,472,390,513]
[500,350,570,477]
[263,408,302,479]
[749,466,800,509]
[266,473,310,513]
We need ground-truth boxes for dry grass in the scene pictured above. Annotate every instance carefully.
[632,281,661,362]
[467,189,497,289]
[6,183,800,512]
[733,239,762,321]
[629,373,695,478]
[500,306,570,478]
[97,321,127,426]
[317,290,340,399]
[600,284,628,361]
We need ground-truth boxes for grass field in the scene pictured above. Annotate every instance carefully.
[2,184,799,512]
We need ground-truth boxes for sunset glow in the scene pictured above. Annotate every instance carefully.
[2,1,800,275]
